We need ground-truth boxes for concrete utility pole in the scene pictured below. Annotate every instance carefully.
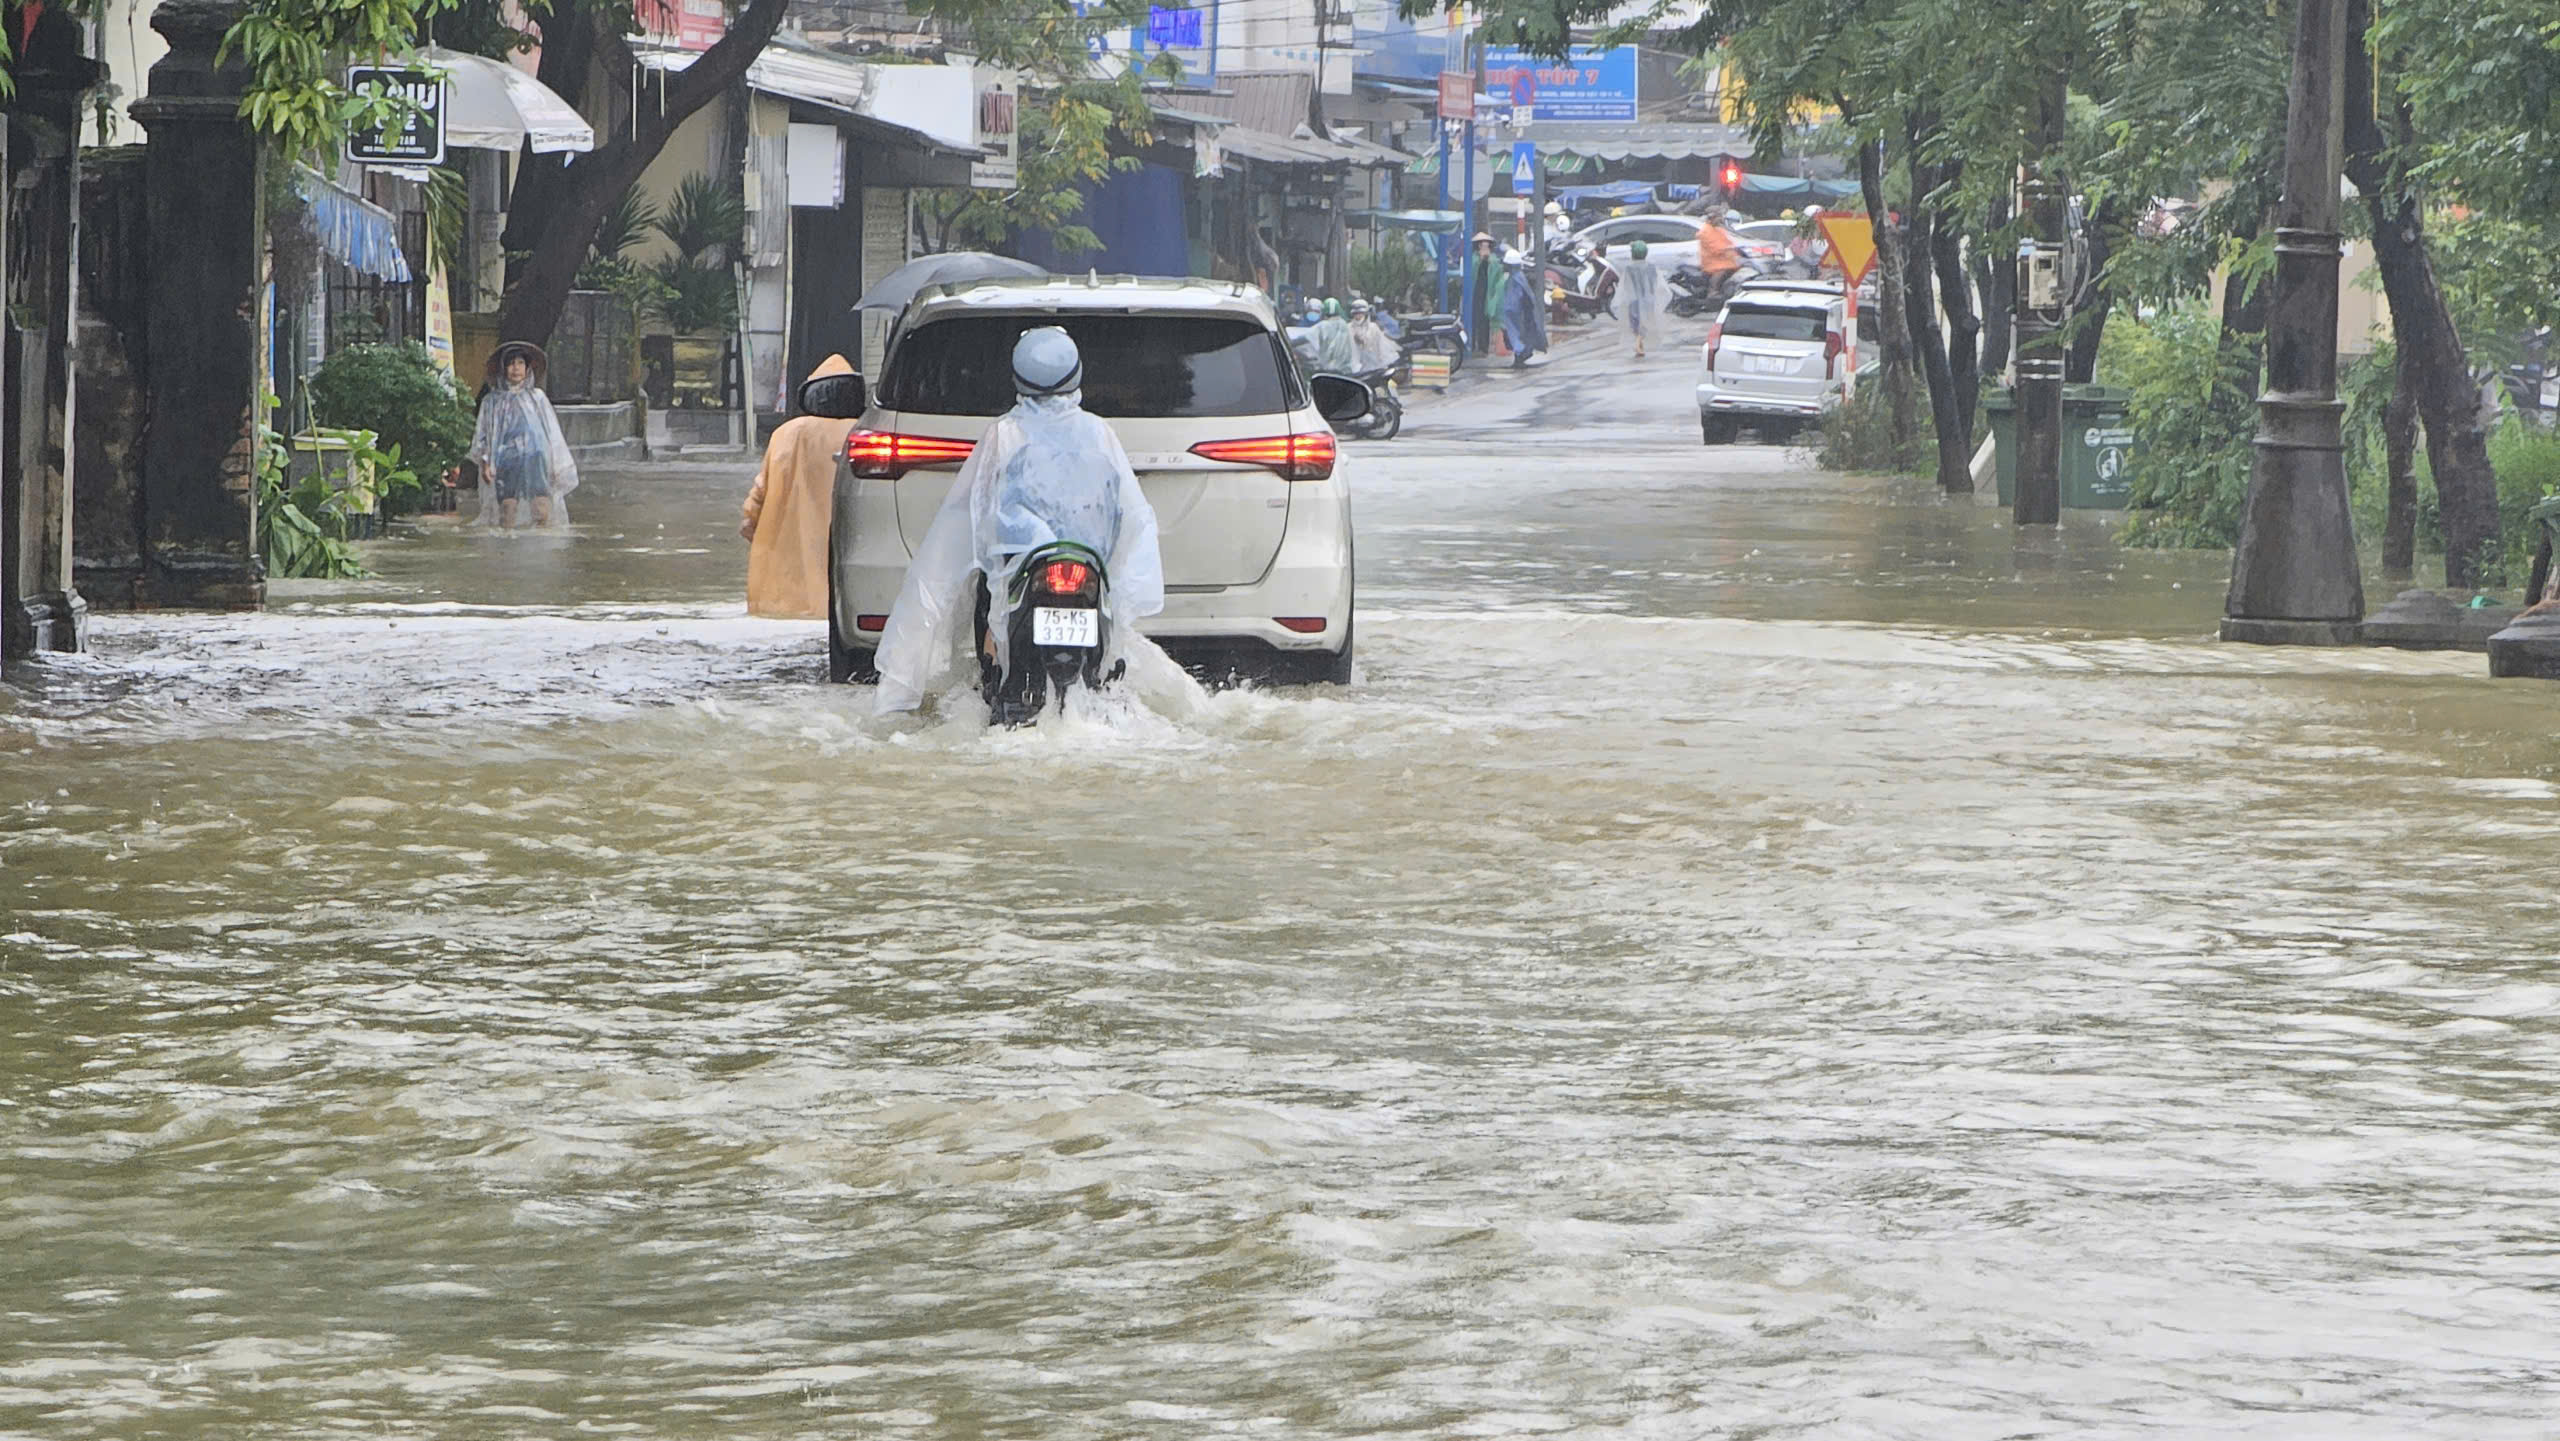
[2221,0,2362,644]
[2011,78,2069,527]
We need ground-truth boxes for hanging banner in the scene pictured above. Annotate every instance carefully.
[346,67,445,166]
[425,247,456,376]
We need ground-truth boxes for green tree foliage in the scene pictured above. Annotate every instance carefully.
[913,0,1166,255]
[647,174,744,333]
[222,0,463,159]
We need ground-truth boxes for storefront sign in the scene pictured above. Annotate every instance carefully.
[1146,7,1202,48]
[346,67,444,166]
[1438,69,1474,121]
[636,0,724,51]
[1481,45,1637,123]
[970,68,1019,190]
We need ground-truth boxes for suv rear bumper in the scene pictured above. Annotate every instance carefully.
[1696,381,1831,419]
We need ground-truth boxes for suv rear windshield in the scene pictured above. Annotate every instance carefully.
[880,313,1303,418]
[1721,304,1828,343]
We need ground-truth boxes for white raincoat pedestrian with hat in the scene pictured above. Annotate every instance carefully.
[872,327,1165,714]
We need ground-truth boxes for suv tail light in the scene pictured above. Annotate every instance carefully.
[1705,319,1724,371]
[846,430,974,479]
[1189,432,1337,482]
[1040,560,1092,595]
[1824,329,1844,378]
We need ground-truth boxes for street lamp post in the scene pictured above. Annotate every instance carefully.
[2221,0,2364,645]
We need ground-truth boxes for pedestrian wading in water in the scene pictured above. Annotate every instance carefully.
[740,354,860,618]
[470,341,580,530]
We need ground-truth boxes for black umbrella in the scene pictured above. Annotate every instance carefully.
[854,251,1047,316]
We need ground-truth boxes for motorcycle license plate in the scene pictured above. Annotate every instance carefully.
[1032,607,1099,648]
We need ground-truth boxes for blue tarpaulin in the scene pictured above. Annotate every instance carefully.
[1010,163,1191,277]
[1554,180,1657,210]
[294,167,412,283]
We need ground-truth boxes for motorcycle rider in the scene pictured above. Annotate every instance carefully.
[1347,298,1398,374]
[871,327,1165,715]
[1311,297,1359,373]
[1696,214,1745,302]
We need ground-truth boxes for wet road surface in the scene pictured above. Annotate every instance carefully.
[7,331,2560,1438]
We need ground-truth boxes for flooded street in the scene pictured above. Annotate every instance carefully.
[8,338,2560,1438]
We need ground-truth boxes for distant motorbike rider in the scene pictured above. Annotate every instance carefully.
[871,328,1165,714]
[1347,299,1398,373]
[1311,297,1359,373]
[1696,218,1745,299]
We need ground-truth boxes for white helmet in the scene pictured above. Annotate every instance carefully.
[1012,326,1082,397]
[1502,246,1525,266]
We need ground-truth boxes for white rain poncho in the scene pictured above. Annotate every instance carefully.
[872,391,1165,713]
[1615,256,1667,346]
[469,376,580,528]
[1311,314,1359,373]
[1349,316,1399,373]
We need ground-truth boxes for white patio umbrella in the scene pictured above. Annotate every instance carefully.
[419,46,595,154]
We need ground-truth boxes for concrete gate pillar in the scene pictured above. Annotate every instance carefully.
[128,0,265,611]
[0,5,100,662]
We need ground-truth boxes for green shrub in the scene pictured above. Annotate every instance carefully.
[1812,376,1932,473]
[1349,242,1429,312]
[2492,419,2560,588]
[2109,300,2257,548]
[308,342,476,507]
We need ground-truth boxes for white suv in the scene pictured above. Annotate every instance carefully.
[1694,280,1867,444]
[825,276,1363,685]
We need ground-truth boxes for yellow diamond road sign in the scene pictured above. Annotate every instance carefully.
[1817,214,1878,286]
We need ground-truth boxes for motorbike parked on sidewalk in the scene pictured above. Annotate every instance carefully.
[977,541,1122,727]
[1544,240,1618,325]
[1394,312,1468,376]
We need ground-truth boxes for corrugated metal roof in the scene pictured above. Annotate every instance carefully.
[1179,71,1316,137]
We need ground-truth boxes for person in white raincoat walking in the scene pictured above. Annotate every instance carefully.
[1615,239,1667,358]
[469,341,580,529]
[872,328,1164,714]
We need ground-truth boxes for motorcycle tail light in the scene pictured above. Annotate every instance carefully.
[1040,560,1092,594]
[1825,329,1844,378]
[1706,320,1724,370]
[846,429,975,479]
[1190,432,1336,482]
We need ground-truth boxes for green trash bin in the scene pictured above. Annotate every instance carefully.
[1990,384,2139,509]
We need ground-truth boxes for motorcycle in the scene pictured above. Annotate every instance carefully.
[1334,365,1403,441]
[1394,312,1467,376]
[1545,243,1619,325]
[976,541,1121,727]
[1667,259,1762,318]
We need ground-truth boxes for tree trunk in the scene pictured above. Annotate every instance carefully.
[2343,20,2499,588]
[494,0,787,345]
[2064,196,2125,383]
[1974,190,2012,381]
[1855,135,1917,456]
[1933,205,1981,451]
[2382,339,2419,578]
[1902,131,1968,492]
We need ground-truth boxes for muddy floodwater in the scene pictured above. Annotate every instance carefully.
[8,356,2560,1438]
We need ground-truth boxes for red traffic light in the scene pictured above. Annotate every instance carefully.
[1720,161,1743,190]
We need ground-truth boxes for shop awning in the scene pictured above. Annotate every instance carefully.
[1405,147,1589,177]
[294,168,411,282]
[1347,207,1466,230]
[420,46,594,153]
[1515,122,1750,161]
[640,43,984,157]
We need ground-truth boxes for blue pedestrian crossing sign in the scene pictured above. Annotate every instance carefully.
[1511,141,1537,195]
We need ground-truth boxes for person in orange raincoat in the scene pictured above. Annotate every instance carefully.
[741,355,860,618]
